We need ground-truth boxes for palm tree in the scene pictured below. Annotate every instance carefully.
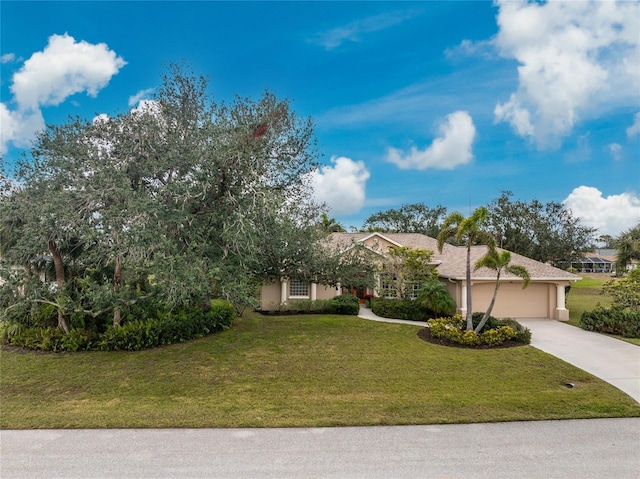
[417,276,456,317]
[615,223,640,276]
[437,207,495,331]
[473,247,530,333]
[318,213,346,233]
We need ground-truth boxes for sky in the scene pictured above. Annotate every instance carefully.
[1,0,639,237]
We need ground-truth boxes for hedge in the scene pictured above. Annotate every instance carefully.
[579,307,640,338]
[370,297,425,321]
[3,299,235,352]
[265,294,360,315]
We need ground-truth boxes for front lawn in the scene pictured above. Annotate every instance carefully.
[1,313,638,429]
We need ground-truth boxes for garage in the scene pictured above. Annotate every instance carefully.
[472,282,552,318]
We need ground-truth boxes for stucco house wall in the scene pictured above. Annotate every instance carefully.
[258,232,580,320]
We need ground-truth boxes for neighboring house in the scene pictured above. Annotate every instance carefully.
[571,254,615,274]
[259,232,581,320]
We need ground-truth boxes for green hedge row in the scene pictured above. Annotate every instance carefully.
[4,300,235,352]
[266,294,360,315]
[370,297,425,321]
[579,307,640,338]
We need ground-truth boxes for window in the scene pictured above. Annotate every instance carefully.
[381,274,396,298]
[407,282,420,300]
[289,280,309,298]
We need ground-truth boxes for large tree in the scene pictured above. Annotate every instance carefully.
[614,223,640,275]
[486,191,596,268]
[362,203,447,237]
[0,63,330,331]
[437,207,495,331]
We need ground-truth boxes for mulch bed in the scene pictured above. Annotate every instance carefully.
[416,327,527,349]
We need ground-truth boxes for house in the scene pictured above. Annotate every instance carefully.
[571,254,615,274]
[259,232,581,321]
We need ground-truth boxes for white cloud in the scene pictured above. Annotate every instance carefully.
[563,186,640,236]
[0,104,45,155]
[128,88,155,108]
[309,10,419,50]
[310,156,370,215]
[608,143,622,161]
[11,33,126,109]
[627,112,640,138]
[493,0,640,148]
[1,33,125,154]
[1,53,16,64]
[386,110,476,170]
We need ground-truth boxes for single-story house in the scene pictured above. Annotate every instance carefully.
[571,255,615,274]
[259,232,581,321]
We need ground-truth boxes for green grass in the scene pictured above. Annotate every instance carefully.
[2,313,638,429]
[566,274,640,346]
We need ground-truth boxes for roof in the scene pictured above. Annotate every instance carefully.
[328,232,581,282]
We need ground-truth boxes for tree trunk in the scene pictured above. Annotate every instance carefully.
[465,238,473,330]
[47,239,70,334]
[475,272,501,333]
[113,255,123,327]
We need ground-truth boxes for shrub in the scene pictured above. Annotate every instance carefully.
[481,326,516,346]
[268,294,359,315]
[499,318,532,344]
[328,294,360,315]
[370,297,425,321]
[427,315,526,347]
[580,307,640,338]
[5,300,235,352]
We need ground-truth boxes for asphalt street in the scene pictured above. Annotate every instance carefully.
[2,418,639,479]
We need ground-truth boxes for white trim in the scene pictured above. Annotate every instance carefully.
[358,232,404,247]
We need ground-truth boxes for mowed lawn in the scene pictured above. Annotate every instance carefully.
[2,313,638,429]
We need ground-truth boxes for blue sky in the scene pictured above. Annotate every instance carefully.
[1,1,639,236]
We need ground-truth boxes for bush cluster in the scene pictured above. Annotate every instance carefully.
[2,300,235,352]
[427,314,530,347]
[268,294,360,315]
[579,307,640,338]
[370,297,425,321]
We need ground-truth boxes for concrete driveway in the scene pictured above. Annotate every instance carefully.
[358,307,640,403]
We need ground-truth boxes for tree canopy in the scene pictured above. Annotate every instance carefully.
[361,203,447,237]
[0,64,344,330]
[485,191,596,268]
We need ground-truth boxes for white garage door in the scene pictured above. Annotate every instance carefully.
[472,282,550,318]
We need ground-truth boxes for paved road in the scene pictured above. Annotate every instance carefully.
[2,419,639,478]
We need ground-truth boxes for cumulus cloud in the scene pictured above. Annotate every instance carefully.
[128,88,155,108]
[0,33,125,154]
[493,0,640,148]
[627,113,640,138]
[386,110,476,170]
[563,186,640,236]
[0,104,45,154]
[309,10,419,50]
[309,156,370,215]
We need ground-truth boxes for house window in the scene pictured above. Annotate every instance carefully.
[381,274,396,298]
[407,282,420,300]
[289,280,309,298]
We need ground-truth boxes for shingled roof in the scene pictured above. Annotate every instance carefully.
[328,232,580,282]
